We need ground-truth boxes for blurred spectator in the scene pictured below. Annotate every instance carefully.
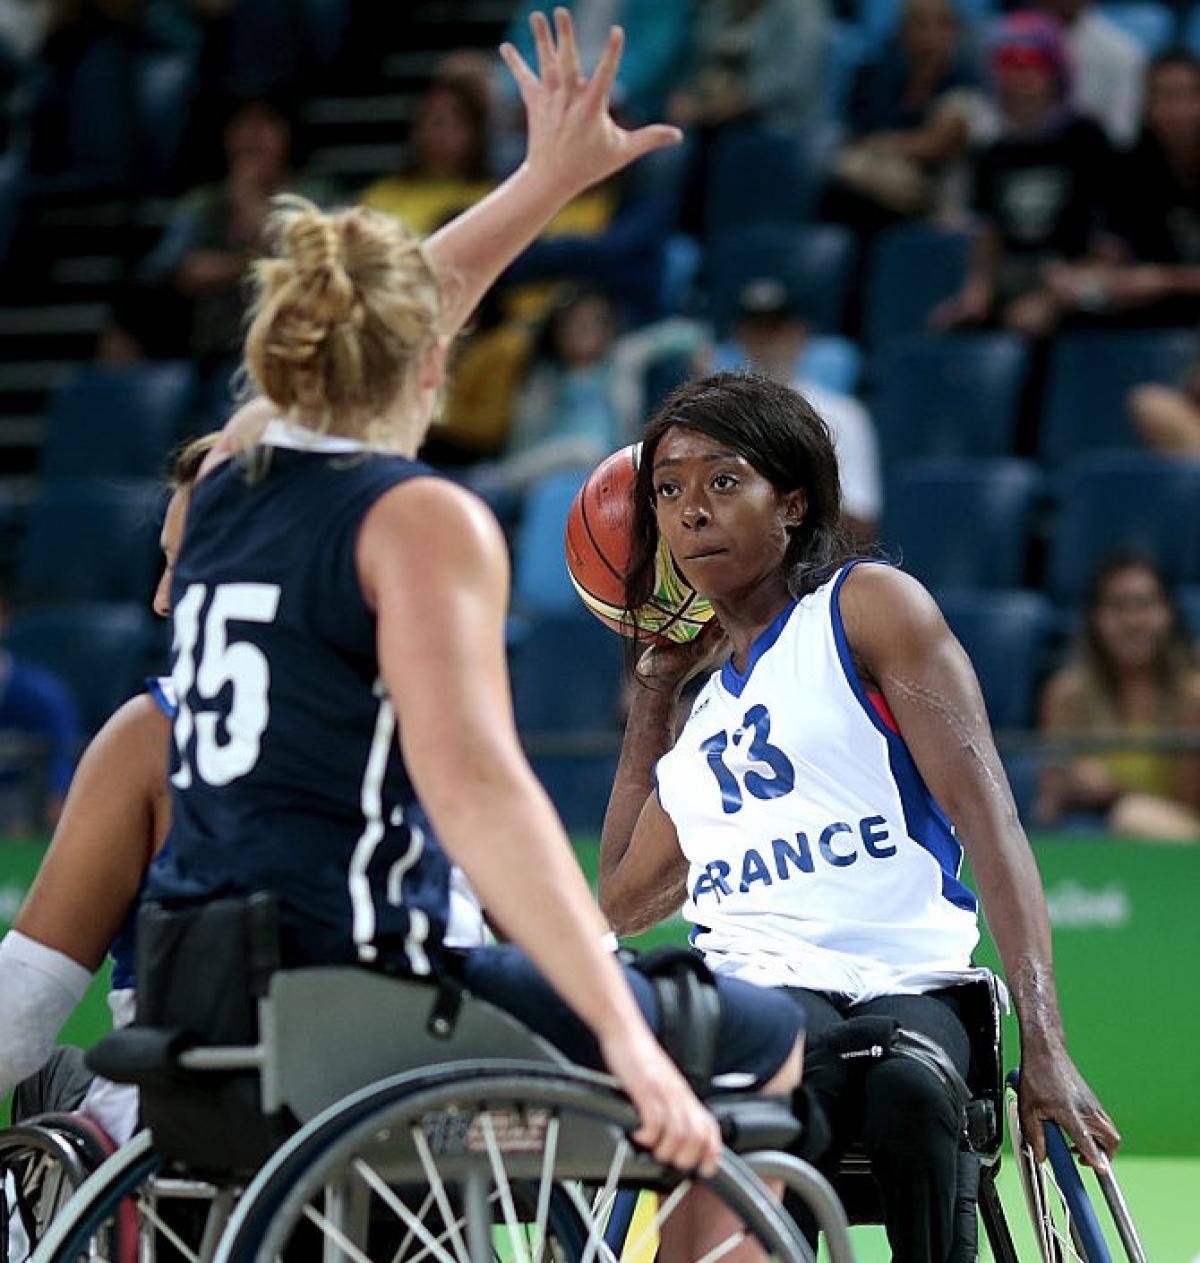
[716,277,882,542]
[503,0,695,125]
[1130,347,1200,453]
[934,12,1111,337]
[0,0,53,87]
[362,74,494,236]
[117,94,329,365]
[1046,51,1200,327]
[470,287,624,497]
[500,145,687,325]
[0,596,81,837]
[1036,0,1146,145]
[1037,553,1200,841]
[824,0,982,236]
[668,0,828,135]
[26,0,142,181]
[422,291,535,465]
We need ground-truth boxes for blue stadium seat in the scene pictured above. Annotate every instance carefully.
[1178,585,1200,640]
[17,480,164,604]
[3,603,153,734]
[40,363,197,480]
[65,39,138,186]
[883,458,1042,589]
[1186,4,1200,55]
[937,589,1053,730]
[825,22,868,120]
[510,612,624,829]
[512,470,589,615]
[1047,453,1200,605]
[136,52,196,187]
[1040,328,1196,465]
[1097,2,1176,52]
[1001,750,1041,825]
[703,125,816,237]
[706,223,858,336]
[863,223,971,348]
[872,333,1030,468]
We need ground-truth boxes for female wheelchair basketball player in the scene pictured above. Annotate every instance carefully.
[0,433,224,1141]
[597,373,1121,1262]
[137,11,806,1258]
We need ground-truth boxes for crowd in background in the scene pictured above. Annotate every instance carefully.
[0,0,1196,839]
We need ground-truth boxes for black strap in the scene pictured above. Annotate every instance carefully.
[623,947,721,1096]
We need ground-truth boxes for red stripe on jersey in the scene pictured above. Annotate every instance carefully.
[866,689,900,734]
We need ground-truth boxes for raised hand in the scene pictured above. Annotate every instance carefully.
[499,7,683,202]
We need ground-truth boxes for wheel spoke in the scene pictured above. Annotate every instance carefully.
[624,1180,690,1263]
[580,1141,628,1263]
[301,1202,375,1263]
[479,1114,531,1263]
[351,1157,461,1263]
[529,1116,559,1263]
[411,1126,472,1263]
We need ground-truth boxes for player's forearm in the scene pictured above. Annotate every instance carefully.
[601,681,678,880]
[425,163,575,341]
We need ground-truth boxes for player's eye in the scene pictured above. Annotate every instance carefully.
[712,473,739,490]
[655,481,679,498]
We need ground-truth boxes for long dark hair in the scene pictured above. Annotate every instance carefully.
[626,372,858,613]
[1081,551,1194,701]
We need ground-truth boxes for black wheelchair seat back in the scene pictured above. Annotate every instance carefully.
[88,893,290,1176]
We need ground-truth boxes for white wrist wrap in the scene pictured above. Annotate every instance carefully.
[0,931,93,1098]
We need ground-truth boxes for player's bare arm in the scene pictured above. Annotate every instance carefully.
[839,562,1121,1167]
[15,694,171,972]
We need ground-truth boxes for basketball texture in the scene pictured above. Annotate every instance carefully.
[565,444,714,644]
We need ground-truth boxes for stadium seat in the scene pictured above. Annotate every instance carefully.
[512,470,589,615]
[1047,453,1200,605]
[17,479,164,604]
[1186,4,1200,55]
[706,223,858,336]
[882,458,1042,589]
[40,363,197,480]
[863,223,971,348]
[872,333,1030,469]
[135,52,196,187]
[1097,2,1176,52]
[1039,328,1197,465]
[824,22,867,121]
[1178,585,1200,641]
[510,611,625,830]
[938,589,1054,730]
[703,125,817,237]
[3,603,153,734]
[64,39,138,187]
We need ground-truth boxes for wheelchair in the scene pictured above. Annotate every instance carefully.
[816,974,1148,1263]
[17,895,855,1263]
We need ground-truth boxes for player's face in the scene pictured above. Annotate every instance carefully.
[153,488,189,618]
[651,427,805,602]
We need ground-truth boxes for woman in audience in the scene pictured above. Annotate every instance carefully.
[1047,51,1200,328]
[824,0,980,236]
[934,12,1111,337]
[1037,554,1200,841]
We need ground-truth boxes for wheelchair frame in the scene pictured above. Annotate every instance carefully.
[23,965,857,1263]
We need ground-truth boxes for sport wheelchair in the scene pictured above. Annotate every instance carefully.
[15,896,855,1263]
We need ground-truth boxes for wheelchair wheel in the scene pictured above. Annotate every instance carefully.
[1,1122,103,1263]
[1006,1074,1147,1263]
[217,1063,809,1263]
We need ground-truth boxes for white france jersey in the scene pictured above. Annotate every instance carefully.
[655,561,981,1002]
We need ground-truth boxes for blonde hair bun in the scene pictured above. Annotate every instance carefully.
[245,195,441,447]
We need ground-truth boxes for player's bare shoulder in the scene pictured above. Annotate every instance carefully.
[356,475,508,607]
[838,562,946,651]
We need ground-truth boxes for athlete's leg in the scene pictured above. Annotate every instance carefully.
[853,990,971,1263]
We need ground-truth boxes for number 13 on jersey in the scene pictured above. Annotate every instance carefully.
[171,582,281,789]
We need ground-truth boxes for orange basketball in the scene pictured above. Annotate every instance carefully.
[565,444,714,644]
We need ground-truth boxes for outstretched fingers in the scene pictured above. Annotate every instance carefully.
[582,25,624,112]
[530,9,561,92]
[499,41,537,103]
[553,6,582,87]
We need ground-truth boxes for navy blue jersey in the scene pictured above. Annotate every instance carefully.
[144,435,459,976]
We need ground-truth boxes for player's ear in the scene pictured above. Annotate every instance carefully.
[783,489,807,529]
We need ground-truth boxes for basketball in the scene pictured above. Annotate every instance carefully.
[565,444,714,644]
